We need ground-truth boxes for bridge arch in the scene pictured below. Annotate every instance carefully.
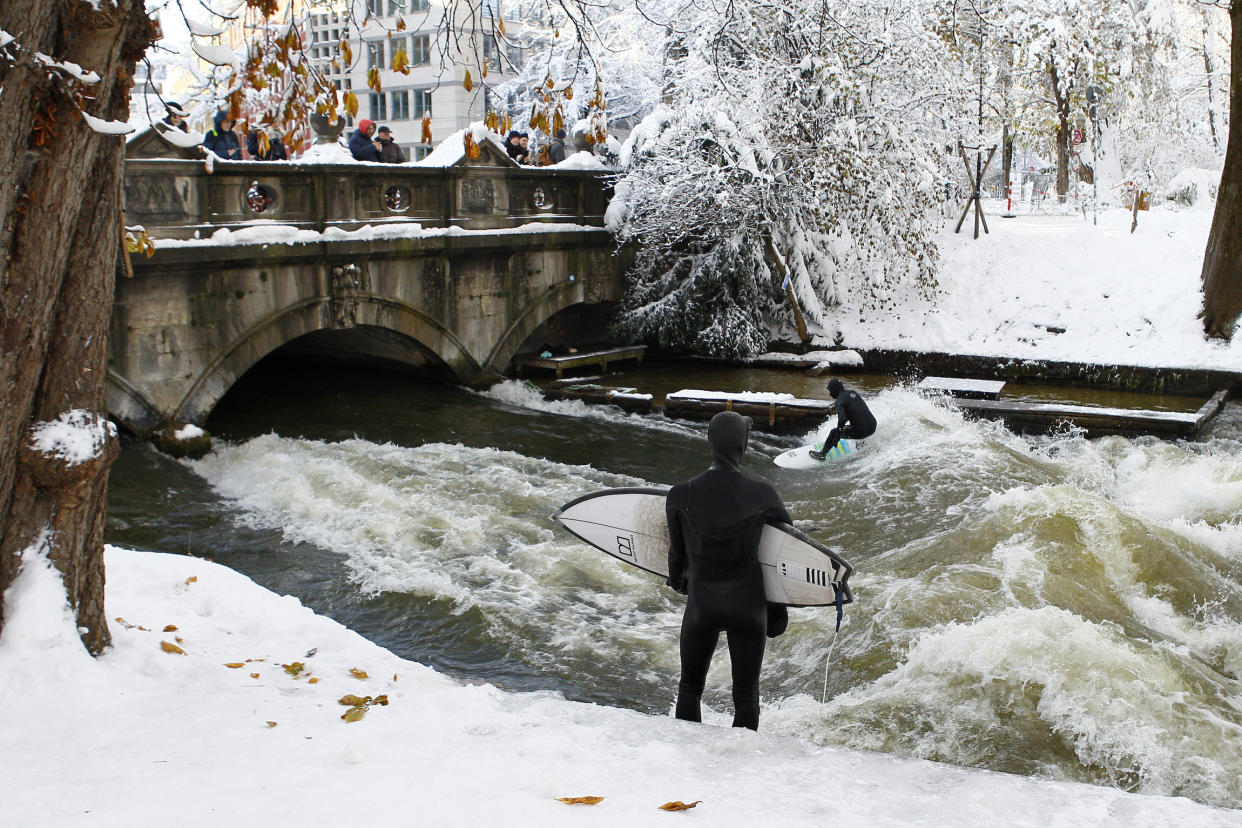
[483,277,624,375]
[172,297,483,425]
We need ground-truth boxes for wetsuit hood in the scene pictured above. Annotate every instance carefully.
[708,411,750,472]
[827,378,844,399]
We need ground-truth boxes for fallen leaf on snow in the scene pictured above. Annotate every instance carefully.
[250,673,261,679]
[658,801,701,811]
[349,668,368,679]
[163,625,178,632]
[185,576,197,584]
[223,662,245,669]
[341,707,367,723]
[556,796,604,805]
[160,641,186,655]
[266,721,278,728]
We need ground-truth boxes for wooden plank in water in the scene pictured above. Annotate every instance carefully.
[514,345,646,378]
[664,390,833,432]
[917,376,1006,400]
[954,398,1205,438]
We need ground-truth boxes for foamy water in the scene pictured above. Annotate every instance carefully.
[183,383,1242,808]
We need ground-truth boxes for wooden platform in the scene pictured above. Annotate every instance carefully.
[664,391,833,433]
[513,345,646,378]
[542,383,654,413]
[917,376,1006,400]
[954,389,1229,438]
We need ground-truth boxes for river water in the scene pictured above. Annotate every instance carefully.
[105,355,1242,810]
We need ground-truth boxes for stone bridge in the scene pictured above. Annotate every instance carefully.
[110,136,624,435]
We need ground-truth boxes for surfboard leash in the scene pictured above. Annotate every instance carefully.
[820,585,845,706]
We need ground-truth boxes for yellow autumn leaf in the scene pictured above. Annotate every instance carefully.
[160,640,186,655]
[396,15,407,31]
[344,91,359,118]
[556,796,604,805]
[392,48,409,75]
[373,695,389,706]
[283,661,306,677]
[339,694,369,706]
[266,721,278,728]
[394,673,399,682]
[224,662,245,669]
[498,19,505,35]
[185,576,197,584]
[349,668,369,679]
[463,69,473,92]
[341,40,353,65]
[250,672,261,678]
[308,677,320,684]
[658,801,702,811]
[341,706,367,723]
[367,66,382,93]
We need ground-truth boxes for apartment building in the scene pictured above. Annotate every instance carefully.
[306,0,535,159]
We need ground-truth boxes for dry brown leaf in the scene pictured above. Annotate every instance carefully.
[556,796,604,805]
[308,677,320,684]
[160,641,186,655]
[373,694,389,706]
[224,662,245,669]
[463,69,473,92]
[341,706,367,723]
[163,624,178,632]
[250,673,261,679]
[349,668,369,679]
[283,661,306,677]
[175,636,184,644]
[185,576,198,585]
[266,721,278,728]
[658,801,701,811]
[339,694,369,707]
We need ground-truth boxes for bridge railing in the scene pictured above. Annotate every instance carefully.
[123,158,616,240]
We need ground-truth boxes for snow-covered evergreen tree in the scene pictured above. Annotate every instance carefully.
[609,0,954,357]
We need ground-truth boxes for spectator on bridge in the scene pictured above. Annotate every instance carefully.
[518,133,531,164]
[547,129,568,164]
[376,126,405,163]
[202,111,242,160]
[161,101,189,132]
[505,130,526,164]
[348,119,382,162]
[246,127,288,161]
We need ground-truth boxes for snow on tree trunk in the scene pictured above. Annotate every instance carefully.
[1200,0,1242,341]
[0,0,157,654]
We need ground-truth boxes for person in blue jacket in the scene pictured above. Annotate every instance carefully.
[665,411,791,731]
[202,111,241,160]
[348,118,381,162]
[810,378,876,460]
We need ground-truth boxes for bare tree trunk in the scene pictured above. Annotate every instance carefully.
[0,0,156,653]
[1201,1,1242,340]
[1049,59,1071,200]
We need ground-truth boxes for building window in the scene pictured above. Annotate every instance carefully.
[412,88,432,118]
[391,90,410,120]
[409,0,429,10]
[482,35,500,72]
[387,0,404,14]
[367,41,384,70]
[366,0,383,16]
[410,34,430,66]
[369,92,387,122]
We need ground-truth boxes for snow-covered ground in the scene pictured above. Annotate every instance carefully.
[1,547,1238,827]
[817,200,1241,374]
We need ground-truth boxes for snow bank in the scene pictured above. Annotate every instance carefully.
[0,547,1232,826]
[1164,168,1222,207]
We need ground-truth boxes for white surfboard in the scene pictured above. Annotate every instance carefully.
[552,487,852,608]
[774,438,861,470]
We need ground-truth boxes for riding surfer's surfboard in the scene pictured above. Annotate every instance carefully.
[551,487,852,608]
[773,439,861,470]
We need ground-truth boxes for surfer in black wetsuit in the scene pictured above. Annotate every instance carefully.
[665,411,792,731]
[810,378,876,461]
